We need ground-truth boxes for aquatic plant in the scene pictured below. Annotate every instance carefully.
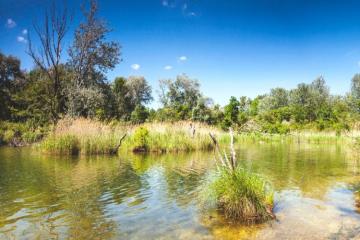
[40,118,128,155]
[40,134,80,155]
[121,122,219,153]
[204,128,274,223]
[205,167,274,222]
[40,118,222,154]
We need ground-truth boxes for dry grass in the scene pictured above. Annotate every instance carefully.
[40,118,226,155]
[40,118,129,155]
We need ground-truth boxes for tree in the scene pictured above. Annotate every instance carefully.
[192,97,214,123]
[349,74,360,113]
[222,96,240,129]
[27,1,71,122]
[259,88,289,113]
[10,67,71,124]
[0,53,23,120]
[159,74,201,120]
[126,76,153,108]
[351,74,360,99]
[112,76,152,120]
[130,105,149,124]
[67,0,121,117]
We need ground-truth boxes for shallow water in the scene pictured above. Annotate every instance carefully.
[1,142,360,239]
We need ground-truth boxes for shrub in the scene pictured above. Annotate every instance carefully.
[3,129,15,143]
[261,122,290,134]
[132,126,149,152]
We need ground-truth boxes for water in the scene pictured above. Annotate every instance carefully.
[1,142,360,239]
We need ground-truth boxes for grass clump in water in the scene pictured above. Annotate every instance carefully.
[205,167,274,222]
[203,128,274,223]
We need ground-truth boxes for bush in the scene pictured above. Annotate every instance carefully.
[204,167,274,223]
[3,129,15,143]
[261,122,290,134]
[132,126,149,152]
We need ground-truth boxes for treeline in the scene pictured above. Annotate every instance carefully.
[2,0,360,138]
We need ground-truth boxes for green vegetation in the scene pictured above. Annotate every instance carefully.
[203,130,274,223]
[205,167,274,222]
[122,124,216,153]
[39,118,128,155]
[40,134,79,155]
[39,119,219,155]
[0,121,47,146]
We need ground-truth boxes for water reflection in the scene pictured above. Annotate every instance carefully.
[0,142,360,239]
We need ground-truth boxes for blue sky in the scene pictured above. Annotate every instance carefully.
[1,0,360,107]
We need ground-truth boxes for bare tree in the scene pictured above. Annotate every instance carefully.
[68,0,120,88]
[27,1,71,122]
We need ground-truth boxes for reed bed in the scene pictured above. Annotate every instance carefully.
[40,118,226,155]
[40,118,129,155]
[121,122,224,153]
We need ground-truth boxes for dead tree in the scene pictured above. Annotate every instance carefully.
[27,1,72,122]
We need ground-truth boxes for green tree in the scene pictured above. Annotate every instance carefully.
[159,74,201,120]
[112,76,152,120]
[0,53,23,120]
[130,105,149,124]
[222,96,240,129]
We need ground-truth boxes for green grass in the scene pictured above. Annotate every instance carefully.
[40,134,80,155]
[235,132,351,144]
[0,121,47,146]
[121,127,215,153]
[39,119,218,155]
[203,167,274,223]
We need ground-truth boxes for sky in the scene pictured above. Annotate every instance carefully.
[1,0,360,107]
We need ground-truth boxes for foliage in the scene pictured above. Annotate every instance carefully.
[113,76,153,120]
[0,121,47,145]
[204,167,274,222]
[41,134,79,155]
[203,130,274,223]
[132,126,149,151]
[0,52,23,120]
[67,0,121,118]
[131,105,149,124]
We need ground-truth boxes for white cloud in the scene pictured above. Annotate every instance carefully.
[22,29,28,35]
[162,0,168,6]
[131,64,140,70]
[358,61,360,67]
[179,56,187,61]
[5,18,16,28]
[164,65,173,70]
[17,36,27,43]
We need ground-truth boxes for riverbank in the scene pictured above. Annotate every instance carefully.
[39,118,224,155]
[2,118,360,154]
